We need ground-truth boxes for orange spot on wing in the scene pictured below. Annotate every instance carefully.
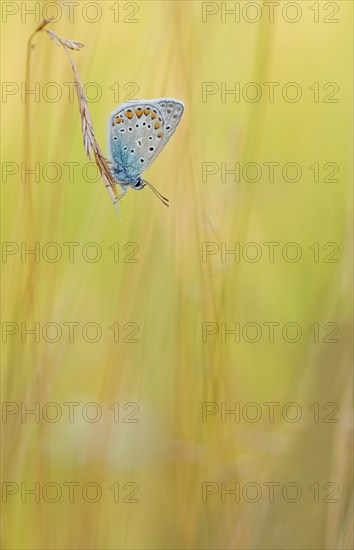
[126,110,133,119]
[144,108,151,115]
[157,131,163,138]
[151,112,157,120]
[154,121,161,129]
[136,108,143,118]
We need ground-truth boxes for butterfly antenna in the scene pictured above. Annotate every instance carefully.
[142,180,169,207]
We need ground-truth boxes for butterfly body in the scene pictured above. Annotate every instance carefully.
[107,98,184,203]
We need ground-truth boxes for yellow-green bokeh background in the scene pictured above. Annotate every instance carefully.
[1,1,353,548]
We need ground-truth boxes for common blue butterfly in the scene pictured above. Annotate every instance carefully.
[107,98,184,207]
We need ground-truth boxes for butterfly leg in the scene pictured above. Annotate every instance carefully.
[113,185,127,204]
[106,182,127,201]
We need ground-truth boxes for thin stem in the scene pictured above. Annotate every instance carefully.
[26,19,121,217]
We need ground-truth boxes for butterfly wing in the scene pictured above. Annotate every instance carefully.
[107,98,184,182]
[141,98,184,171]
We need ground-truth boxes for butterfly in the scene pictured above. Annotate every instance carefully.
[107,98,184,207]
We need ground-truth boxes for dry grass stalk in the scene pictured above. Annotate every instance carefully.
[27,19,121,216]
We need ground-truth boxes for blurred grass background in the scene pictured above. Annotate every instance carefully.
[1,1,353,548]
